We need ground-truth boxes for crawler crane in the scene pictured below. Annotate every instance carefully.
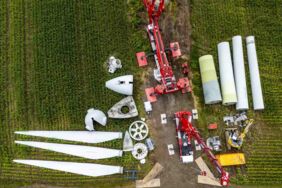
[175,111,230,186]
[136,0,191,102]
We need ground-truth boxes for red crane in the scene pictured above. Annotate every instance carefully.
[136,0,191,102]
[174,111,230,186]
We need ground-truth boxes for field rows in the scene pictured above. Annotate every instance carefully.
[191,0,282,185]
[0,0,150,187]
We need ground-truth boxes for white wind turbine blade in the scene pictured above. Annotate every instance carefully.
[14,131,122,144]
[15,141,123,160]
[13,160,123,177]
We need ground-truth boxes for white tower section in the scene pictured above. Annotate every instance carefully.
[232,36,249,110]
[246,36,264,110]
[217,42,237,105]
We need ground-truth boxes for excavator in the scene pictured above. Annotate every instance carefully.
[175,111,230,186]
[226,119,254,149]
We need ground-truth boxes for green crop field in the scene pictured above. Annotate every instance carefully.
[191,0,282,186]
[0,0,150,187]
[1,0,282,187]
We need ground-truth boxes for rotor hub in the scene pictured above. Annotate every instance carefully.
[129,121,149,141]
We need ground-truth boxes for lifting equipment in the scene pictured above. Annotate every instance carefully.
[174,111,230,186]
[136,0,192,102]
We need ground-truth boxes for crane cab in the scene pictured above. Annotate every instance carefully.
[175,113,194,163]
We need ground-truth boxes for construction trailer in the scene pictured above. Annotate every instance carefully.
[136,0,192,102]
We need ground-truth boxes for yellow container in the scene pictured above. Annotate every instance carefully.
[215,153,246,166]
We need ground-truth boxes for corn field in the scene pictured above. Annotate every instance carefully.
[0,0,150,187]
[2,0,281,187]
[191,0,282,185]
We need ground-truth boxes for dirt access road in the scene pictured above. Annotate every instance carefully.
[141,1,213,188]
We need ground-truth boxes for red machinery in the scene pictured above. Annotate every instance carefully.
[174,111,230,186]
[136,0,192,102]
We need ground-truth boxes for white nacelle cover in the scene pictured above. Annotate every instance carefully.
[13,160,123,177]
[85,108,107,131]
[105,75,133,95]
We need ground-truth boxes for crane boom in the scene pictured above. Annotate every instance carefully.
[175,111,230,186]
[137,0,191,100]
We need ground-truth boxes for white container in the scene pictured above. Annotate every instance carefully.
[217,42,237,105]
[232,36,249,110]
[246,36,264,110]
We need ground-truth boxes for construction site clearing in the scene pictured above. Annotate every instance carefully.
[11,0,267,188]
